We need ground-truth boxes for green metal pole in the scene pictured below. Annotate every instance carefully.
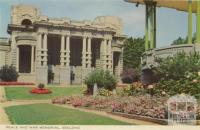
[188,0,193,44]
[197,0,200,43]
[154,4,156,48]
[150,5,154,49]
[145,4,149,50]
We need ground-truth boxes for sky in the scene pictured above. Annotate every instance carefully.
[0,0,197,47]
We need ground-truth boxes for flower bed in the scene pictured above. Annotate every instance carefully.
[108,112,168,125]
[116,84,129,88]
[30,88,51,94]
[52,95,200,122]
[0,82,34,86]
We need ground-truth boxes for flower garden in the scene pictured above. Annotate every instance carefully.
[1,52,200,125]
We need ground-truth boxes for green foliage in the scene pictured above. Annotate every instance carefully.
[154,52,200,81]
[37,83,45,89]
[0,65,19,82]
[171,37,187,45]
[121,68,140,83]
[121,82,146,96]
[123,37,145,69]
[84,70,117,91]
[171,33,196,45]
[153,52,200,98]
[98,88,113,97]
[154,73,200,98]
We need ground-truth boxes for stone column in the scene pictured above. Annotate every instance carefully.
[36,33,48,85]
[37,33,42,66]
[82,36,87,68]
[66,35,70,66]
[16,46,19,72]
[43,33,48,66]
[81,36,93,83]
[87,37,92,68]
[60,34,71,85]
[60,35,65,67]
[108,39,113,72]
[31,45,34,73]
[100,39,107,70]
[11,34,17,66]
[118,51,123,83]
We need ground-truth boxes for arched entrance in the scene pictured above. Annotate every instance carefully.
[18,45,31,73]
[21,19,32,26]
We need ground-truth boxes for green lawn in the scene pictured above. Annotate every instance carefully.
[5,87,84,100]
[5,103,130,125]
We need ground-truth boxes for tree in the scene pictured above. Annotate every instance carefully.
[123,37,145,69]
[171,37,187,45]
[171,33,196,45]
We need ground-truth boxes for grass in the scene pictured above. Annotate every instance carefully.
[5,103,131,125]
[5,86,84,100]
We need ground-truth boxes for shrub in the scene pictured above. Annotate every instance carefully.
[121,68,139,83]
[84,70,117,93]
[153,72,200,97]
[0,65,19,82]
[122,82,146,96]
[152,52,200,97]
[98,88,113,97]
[153,52,200,81]
[37,83,45,89]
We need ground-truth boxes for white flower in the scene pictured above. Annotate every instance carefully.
[148,85,154,89]
[161,91,166,95]
[198,72,200,76]
[192,79,198,83]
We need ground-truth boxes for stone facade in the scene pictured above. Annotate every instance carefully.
[0,4,125,85]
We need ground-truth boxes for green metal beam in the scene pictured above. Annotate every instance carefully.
[154,4,156,48]
[150,6,154,49]
[149,3,156,49]
[197,0,200,43]
[145,4,149,51]
[188,0,193,44]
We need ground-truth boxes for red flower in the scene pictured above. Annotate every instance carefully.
[30,88,51,94]
[0,82,34,86]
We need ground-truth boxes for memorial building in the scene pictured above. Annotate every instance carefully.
[0,5,125,85]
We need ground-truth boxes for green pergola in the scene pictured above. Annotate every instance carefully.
[125,0,200,51]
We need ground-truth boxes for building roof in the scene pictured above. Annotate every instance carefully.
[125,0,197,12]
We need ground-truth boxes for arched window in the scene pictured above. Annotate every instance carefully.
[21,19,32,26]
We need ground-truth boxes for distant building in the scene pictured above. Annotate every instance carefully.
[0,4,125,85]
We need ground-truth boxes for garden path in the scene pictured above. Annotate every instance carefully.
[0,87,10,124]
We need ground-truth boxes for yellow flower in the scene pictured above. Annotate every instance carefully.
[180,93,185,96]
[198,72,200,76]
